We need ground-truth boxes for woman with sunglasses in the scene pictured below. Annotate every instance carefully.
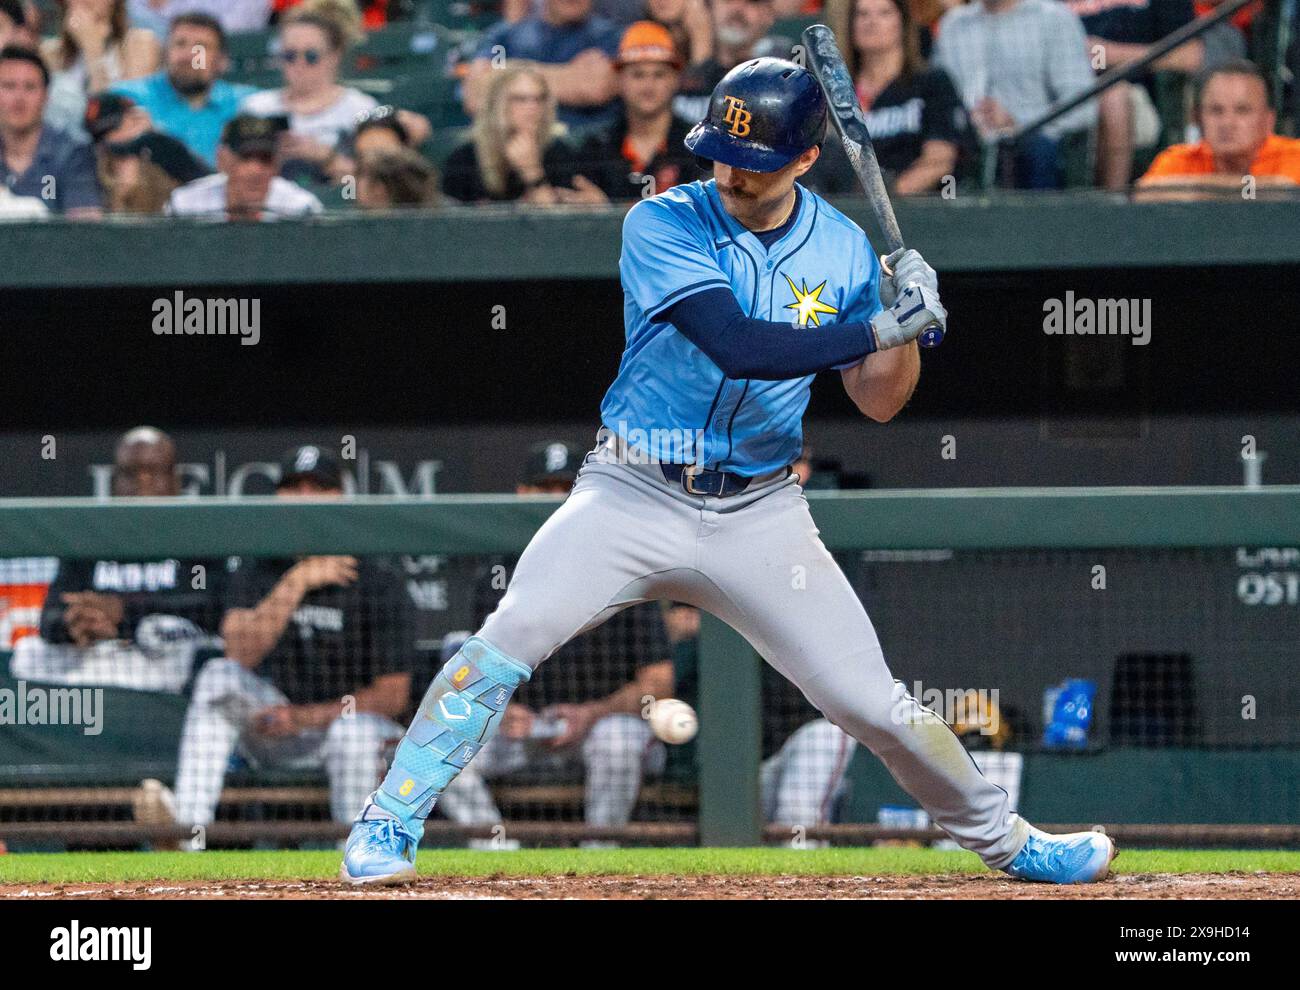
[240,7,378,183]
[40,0,160,139]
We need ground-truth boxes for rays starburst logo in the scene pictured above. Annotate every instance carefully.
[782,274,838,327]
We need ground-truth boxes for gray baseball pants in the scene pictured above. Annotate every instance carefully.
[476,436,1028,868]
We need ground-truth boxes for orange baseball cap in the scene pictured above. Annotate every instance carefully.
[616,21,683,70]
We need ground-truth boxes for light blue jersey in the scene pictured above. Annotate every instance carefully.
[601,179,883,476]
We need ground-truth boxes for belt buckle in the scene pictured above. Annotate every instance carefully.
[682,463,708,496]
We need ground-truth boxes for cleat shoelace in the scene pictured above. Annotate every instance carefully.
[361,818,408,853]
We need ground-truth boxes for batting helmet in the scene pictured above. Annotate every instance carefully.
[684,57,828,173]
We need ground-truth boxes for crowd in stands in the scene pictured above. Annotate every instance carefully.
[0,0,1296,221]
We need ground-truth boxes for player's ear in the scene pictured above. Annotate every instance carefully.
[792,144,820,178]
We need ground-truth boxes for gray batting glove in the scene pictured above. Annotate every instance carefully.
[878,248,939,307]
[870,283,948,351]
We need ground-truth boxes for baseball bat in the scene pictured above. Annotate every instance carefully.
[801,24,944,348]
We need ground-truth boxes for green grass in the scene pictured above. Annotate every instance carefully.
[2,847,1299,885]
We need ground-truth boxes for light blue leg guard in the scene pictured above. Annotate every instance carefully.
[372,636,531,839]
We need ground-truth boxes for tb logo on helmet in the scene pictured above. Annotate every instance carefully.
[722,96,752,138]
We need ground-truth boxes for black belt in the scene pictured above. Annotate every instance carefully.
[660,462,785,497]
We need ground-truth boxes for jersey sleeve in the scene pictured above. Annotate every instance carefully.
[831,238,884,370]
[619,196,733,321]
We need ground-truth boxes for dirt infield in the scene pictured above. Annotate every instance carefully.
[2,872,1295,900]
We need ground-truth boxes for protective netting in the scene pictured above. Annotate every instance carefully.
[1,538,1295,849]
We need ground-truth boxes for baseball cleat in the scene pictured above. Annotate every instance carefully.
[340,814,419,885]
[1002,826,1117,884]
[133,778,193,852]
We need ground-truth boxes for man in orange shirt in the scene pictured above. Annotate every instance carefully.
[1137,59,1300,198]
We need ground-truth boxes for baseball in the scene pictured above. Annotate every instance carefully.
[648,699,698,744]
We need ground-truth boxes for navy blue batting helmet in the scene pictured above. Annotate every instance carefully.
[684,57,828,173]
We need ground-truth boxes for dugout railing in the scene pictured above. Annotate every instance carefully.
[0,486,1297,850]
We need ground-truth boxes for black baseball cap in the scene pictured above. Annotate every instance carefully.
[106,132,211,184]
[277,445,346,490]
[524,441,583,486]
[222,114,287,157]
[84,92,134,142]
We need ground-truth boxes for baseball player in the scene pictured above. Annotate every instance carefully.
[343,58,1115,885]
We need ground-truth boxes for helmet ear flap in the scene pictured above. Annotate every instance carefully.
[694,155,714,171]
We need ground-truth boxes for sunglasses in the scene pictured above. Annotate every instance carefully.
[280,48,323,66]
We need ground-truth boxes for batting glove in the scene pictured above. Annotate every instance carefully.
[879,248,939,307]
[870,283,948,351]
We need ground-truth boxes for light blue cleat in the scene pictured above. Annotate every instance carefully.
[1003,826,1117,884]
[340,811,419,886]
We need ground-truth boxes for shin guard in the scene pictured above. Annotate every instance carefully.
[373,636,531,837]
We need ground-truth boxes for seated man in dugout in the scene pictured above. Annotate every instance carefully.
[1135,60,1300,200]
[135,446,415,844]
[10,427,226,694]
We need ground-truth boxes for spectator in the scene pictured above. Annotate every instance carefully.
[167,112,323,219]
[1059,1,1232,190]
[126,1,273,36]
[40,0,160,140]
[9,427,226,693]
[240,7,428,185]
[1136,59,1300,197]
[102,130,209,211]
[806,0,975,196]
[463,0,621,132]
[646,0,713,77]
[350,102,408,158]
[932,0,1098,189]
[566,21,707,200]
[0,0,35,49]
[442,65,599,204]
[241,8,373,180]
[356,146,439,208]
[83,88,148,144]
[84,90,207,211]
[144,445,415,837]
[111,13,255,167]
[672,0,794,124]
[0,45,102,216]
[438,441,675,838]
